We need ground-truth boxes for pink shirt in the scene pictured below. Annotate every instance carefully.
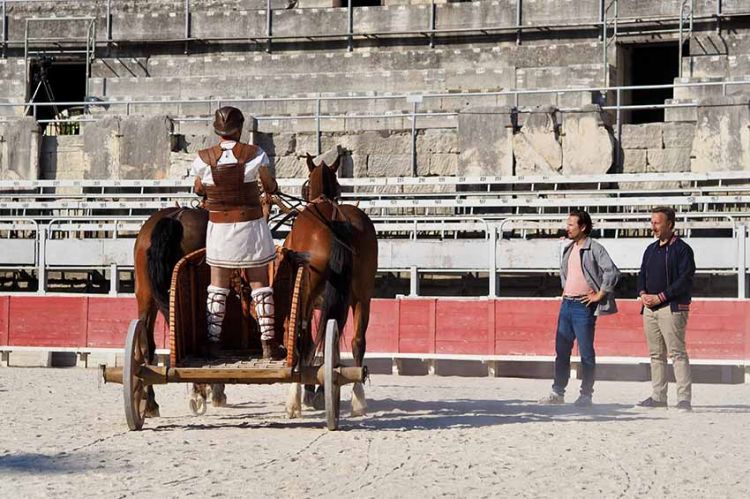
[564,243,593,296]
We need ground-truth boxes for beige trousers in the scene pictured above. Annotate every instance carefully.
[643,306,692,403]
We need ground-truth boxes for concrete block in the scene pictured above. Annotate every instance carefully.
[647,148,692,173]
[562,105,615,175]
[620,123,663,149]
[662,123,696,149]
[621,148,647,173]
[691,96,750,172]
[0,117,42,180]
[6,351,51,367]
[512,106,562,176]
[457,106,514,177]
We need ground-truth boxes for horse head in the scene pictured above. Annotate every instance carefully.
[304,153,342,202]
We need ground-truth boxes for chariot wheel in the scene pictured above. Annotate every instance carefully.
[324,319,341,431]
[124,319,150,431]
[286,264,310,367]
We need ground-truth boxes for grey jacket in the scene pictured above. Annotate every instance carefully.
[560,237,621,316]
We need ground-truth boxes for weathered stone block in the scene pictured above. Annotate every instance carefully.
[273,155,307,178]
[512,106,562,176]
[562,105,615,175]
[662,123,696,149]
[691,96,750,172]
[82,115,172,179]
[416,129,459,154]
[620,123,663,149]
[40,135,85,180]
[0,117,42,180]
[427,153,459,176]
[664,99,698,122]
[621,149,647,173]
[457,107,514,177]
[647,148,692,173]
[367,154,412,177]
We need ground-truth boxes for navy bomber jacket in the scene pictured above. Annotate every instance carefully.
[637,235,695,313]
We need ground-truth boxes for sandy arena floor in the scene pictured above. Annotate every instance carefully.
[1,368,749,498]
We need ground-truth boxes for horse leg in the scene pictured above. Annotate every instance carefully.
[189,383,209,415]
[140,302,161,418]
[286,383,302,418]
[350,298,370,417]
[210,383,227,407]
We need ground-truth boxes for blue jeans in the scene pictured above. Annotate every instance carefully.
[552,298,597,397]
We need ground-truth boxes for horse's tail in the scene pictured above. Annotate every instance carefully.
[313,221,353,359]
[147,217,184,318]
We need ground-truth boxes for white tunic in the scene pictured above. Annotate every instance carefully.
[190,141,276,269]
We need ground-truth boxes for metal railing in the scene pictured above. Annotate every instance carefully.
[9,76,750,170]
[1,0,747,54]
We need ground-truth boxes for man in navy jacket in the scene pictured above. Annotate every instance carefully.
[636,206,696,412]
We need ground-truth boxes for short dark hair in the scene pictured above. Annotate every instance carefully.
[652,206,676,228]
[569,209,593,235]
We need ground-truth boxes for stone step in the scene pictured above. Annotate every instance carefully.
[91,42,602,79]
[89,66,520,99]
[682,54,750,79]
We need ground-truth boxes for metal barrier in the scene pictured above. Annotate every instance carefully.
[1,212,747,298]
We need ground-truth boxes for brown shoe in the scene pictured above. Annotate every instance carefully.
[262,339,286,360]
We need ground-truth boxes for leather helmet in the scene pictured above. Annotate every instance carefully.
[213,106,244,136]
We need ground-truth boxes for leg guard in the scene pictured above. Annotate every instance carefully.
[206,285,230,344]
[251,286,275,341]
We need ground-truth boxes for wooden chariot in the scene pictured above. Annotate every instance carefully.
[101,247,365,431]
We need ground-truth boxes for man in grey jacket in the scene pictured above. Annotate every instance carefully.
[539,210,621,407]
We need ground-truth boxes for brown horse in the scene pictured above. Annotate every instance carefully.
[283,153,378,418]
[133,206,227,416]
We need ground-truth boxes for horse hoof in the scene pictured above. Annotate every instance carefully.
[211,394,227,408]
[285,406,302,419]
[145,403,160,418]
[189,395,207,416]
[312,390,325,411]
[302,390,316,408]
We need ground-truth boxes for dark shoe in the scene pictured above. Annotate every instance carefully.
[574,394,592,407]
[262,339,286,360]
[676,400,693,412]
[636,397,667,408]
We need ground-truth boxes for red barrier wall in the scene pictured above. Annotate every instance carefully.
[1,295,749,361]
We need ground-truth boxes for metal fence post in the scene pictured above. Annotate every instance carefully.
[489,224,497,297]
[109,263,118,296]
[37,227,47,295]
[516,0,522,46]
[184,0,191,54]
[316,98,321,156]
[347,0,353,52]
[429,0,436,49]
[266,0,272,53]
[738,224,747,299]
[409,266,419,297]
[106,0,112,44]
